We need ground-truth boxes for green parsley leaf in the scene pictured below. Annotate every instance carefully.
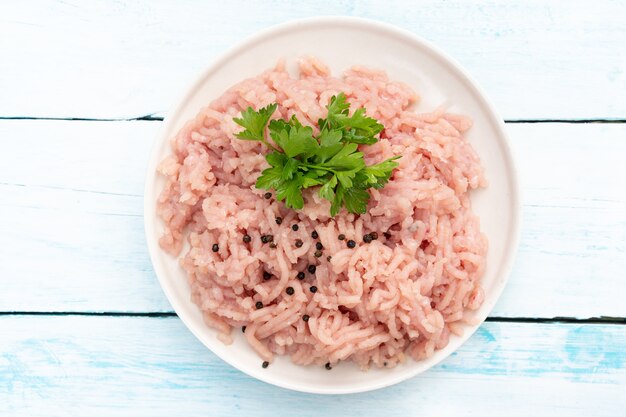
[301,170,324,188]
[318,175,337,201]
[265,150,289,168]
[288,114,303,128]
[334,170,356,189]
[281,158,300,181]
[327,143,365,172]
[330,184,345,217]
[323,93,383,144]
[342,185,370,215]
[327,92,350,114]
[270,124,318,158]
[233,103,277,142]
[340,107,384,137]
[275,173,304,209]
[362,156,401,188]
[341,128,379,145]
[316,129,343,162]
[256,166,283,190]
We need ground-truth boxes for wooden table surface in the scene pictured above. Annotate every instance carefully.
[1,1,625,416]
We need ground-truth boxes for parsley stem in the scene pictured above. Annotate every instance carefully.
[300,163,334,171]
[301,163,358,174]
[262,138,280,153]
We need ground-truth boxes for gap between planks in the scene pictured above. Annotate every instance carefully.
[0,311,623,325]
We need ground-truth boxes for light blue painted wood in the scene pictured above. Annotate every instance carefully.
[1,121,625,317]
[1,1,626,119]
[1,1,626,412]
[1,317,624,416]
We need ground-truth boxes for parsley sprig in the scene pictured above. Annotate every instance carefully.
[233,93,399,216]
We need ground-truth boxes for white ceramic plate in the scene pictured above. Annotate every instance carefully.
[144,17,520,394]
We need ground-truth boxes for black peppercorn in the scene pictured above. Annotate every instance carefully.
[243,234,252,243]
[315,242,323,250]
[255,301,263,309]
[338,234,346,241]
[309,286,318,293]
[311,230,319,239]
[212,243,219,252]
[325,362,332,370]
[307,265,316,274]
[269,242,277,249]
[286,286,294,296]
[363,234,373,243]
[302,314,310,322]
[264,192,272,199]
[297,272,305,280]
[295,239,303,248]
[347,239,356,248]
[314,250,323,258]
[291,224,299,231]
[275,217,282,225]
[263,271,272,281]
[370,232,379,240]
[261,235,269,244]
[262,361,269,368]
[242,326,246,333]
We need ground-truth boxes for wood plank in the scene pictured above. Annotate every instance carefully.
[498,122,626,318]
[0,121,625,317]
[0,316,624,416]
[1,1,626,119]
[0,121,167,312]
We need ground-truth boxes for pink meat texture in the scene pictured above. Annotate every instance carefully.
[157,58,487,369]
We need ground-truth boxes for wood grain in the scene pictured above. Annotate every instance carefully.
[1,1,625,119]
[0,316,624,416]
[2,1,625,412]
[0,120,625,317]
